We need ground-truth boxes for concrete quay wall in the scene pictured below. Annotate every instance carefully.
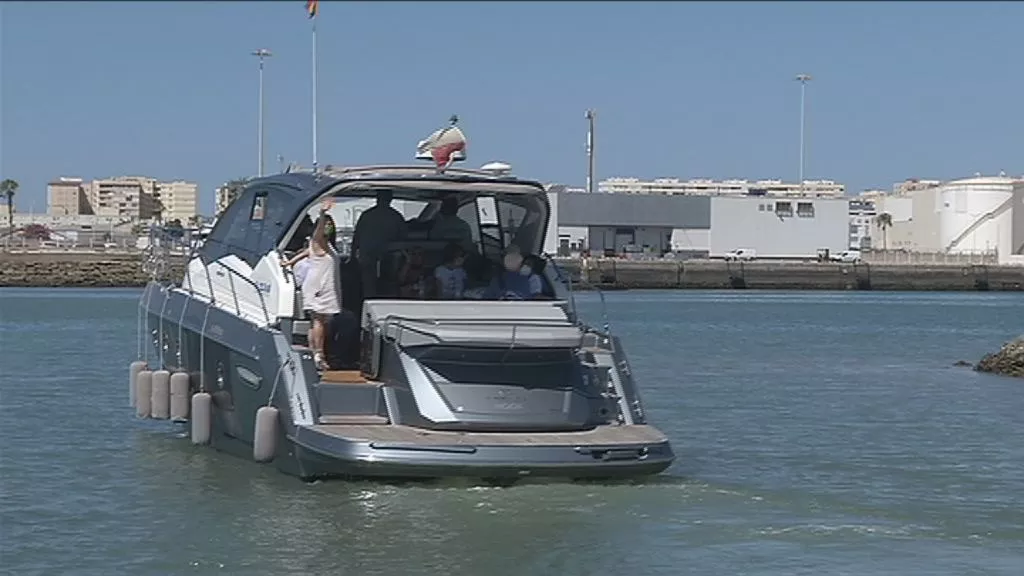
[1,251,1022,291]
[554,258,1024,292]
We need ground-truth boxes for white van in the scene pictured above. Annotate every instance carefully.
[724,248,757,261]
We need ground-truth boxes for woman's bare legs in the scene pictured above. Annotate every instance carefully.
[310,314,326,369]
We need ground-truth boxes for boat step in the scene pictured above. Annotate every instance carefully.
[318,414,389,425]
[321,370,370,384]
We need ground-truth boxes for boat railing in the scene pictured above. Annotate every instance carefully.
[312,164,520,179]
[182,250,272,328]
[544,254,578,324]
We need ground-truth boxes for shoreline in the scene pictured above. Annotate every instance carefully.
[1,251,1022,291]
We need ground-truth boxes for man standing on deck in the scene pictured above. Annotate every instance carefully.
[352,190,406,299]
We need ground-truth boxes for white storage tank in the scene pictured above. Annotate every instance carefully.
[937,176,1018,257]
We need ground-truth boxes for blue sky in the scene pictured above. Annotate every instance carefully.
[2,1,1022,215]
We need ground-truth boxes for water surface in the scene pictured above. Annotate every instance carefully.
[1,288,1022,575]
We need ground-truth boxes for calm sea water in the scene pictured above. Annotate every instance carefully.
[1,288,1023,575]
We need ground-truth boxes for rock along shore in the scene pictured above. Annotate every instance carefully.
[975,337,1024,378]
[1,251,1022,291]
[0,251,184,288]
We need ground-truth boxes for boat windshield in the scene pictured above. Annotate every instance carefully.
[279,181,556,302]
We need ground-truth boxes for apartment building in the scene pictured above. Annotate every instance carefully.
[215,182,239,216]
[46,175,199,222]
[155,180,199,222]
[47,178,91,216]
[88,176,159,219]
[597,177,845,198]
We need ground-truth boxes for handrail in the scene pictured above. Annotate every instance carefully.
[544,254,578,323]
[183,250,272,327]
[316,164,520,179]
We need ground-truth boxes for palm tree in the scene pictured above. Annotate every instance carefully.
[1,179,18,231]
[874,212,893,251]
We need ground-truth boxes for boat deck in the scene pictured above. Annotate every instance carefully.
[306,423,667,446]
[320,370,370,384]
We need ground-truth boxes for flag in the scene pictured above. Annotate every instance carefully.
[306,0,318,19]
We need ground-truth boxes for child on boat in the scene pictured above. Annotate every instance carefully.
[434,242,468,300]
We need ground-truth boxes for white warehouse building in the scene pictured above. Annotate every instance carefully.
[546,188,849,259]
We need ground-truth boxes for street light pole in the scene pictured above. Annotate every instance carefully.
[252,49,273,177]
[795,74,812,189]
[585,109,596,194]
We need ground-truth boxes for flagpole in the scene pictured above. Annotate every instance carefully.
[311,13,319,171]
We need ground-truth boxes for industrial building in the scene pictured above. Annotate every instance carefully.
[547,186,849,259]
[875,176,1024,265]
[597,177,845,198]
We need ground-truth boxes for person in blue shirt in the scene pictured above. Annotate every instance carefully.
[486,246,545,300]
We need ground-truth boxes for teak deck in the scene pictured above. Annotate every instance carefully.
[320,370,369,384]
[308,424,667,446]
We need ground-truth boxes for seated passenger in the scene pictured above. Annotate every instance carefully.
[485,246,544,300]
[397,247,427,298]
[429,196,476,254]
[434,242,468,300]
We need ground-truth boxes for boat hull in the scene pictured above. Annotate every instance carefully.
[290,423,675,480]
[139,282,676,481]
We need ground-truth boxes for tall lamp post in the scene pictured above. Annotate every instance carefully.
[585,109,596,194]
[252,49,273,177]
[795,73,812,189]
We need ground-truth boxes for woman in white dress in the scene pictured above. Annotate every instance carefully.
[284,197,340,370]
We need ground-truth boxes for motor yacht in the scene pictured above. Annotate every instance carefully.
[130,118,675,481]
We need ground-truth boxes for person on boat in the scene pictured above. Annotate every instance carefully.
[397,246,427,298]
[485,245,544,300]
[429,195,476,255]
[352,190,406,298]
[283,198,340,370]
[434,242,468,300]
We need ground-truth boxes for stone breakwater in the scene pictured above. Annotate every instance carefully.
[975,337,1024,378]
[1,252,1022,291]
[0,252,185,288]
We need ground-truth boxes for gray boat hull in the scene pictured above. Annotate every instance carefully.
[139,282,675,481]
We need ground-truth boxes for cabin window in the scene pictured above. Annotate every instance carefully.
[797,202,815,217]
[457,198,481,248]
[497,199,529,249]
[775,201,793,217]
[250,193,267,221]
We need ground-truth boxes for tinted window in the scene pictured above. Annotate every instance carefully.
[248,187,292,257]
[202,190,252,263]
[202,185,295,267]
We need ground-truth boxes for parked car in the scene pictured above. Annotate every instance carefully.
[724,248,757,261]
[831,249,862,263]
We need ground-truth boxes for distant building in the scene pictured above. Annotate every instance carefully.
[848,196,878,250]
[874,175,1024,264]
[892,178,942,196]
[47,178,91,216]
[549,190,848,259]
[156,180,199,222]
[215,182,242,216]
[597,177,845,198]
[45,175,199,222]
